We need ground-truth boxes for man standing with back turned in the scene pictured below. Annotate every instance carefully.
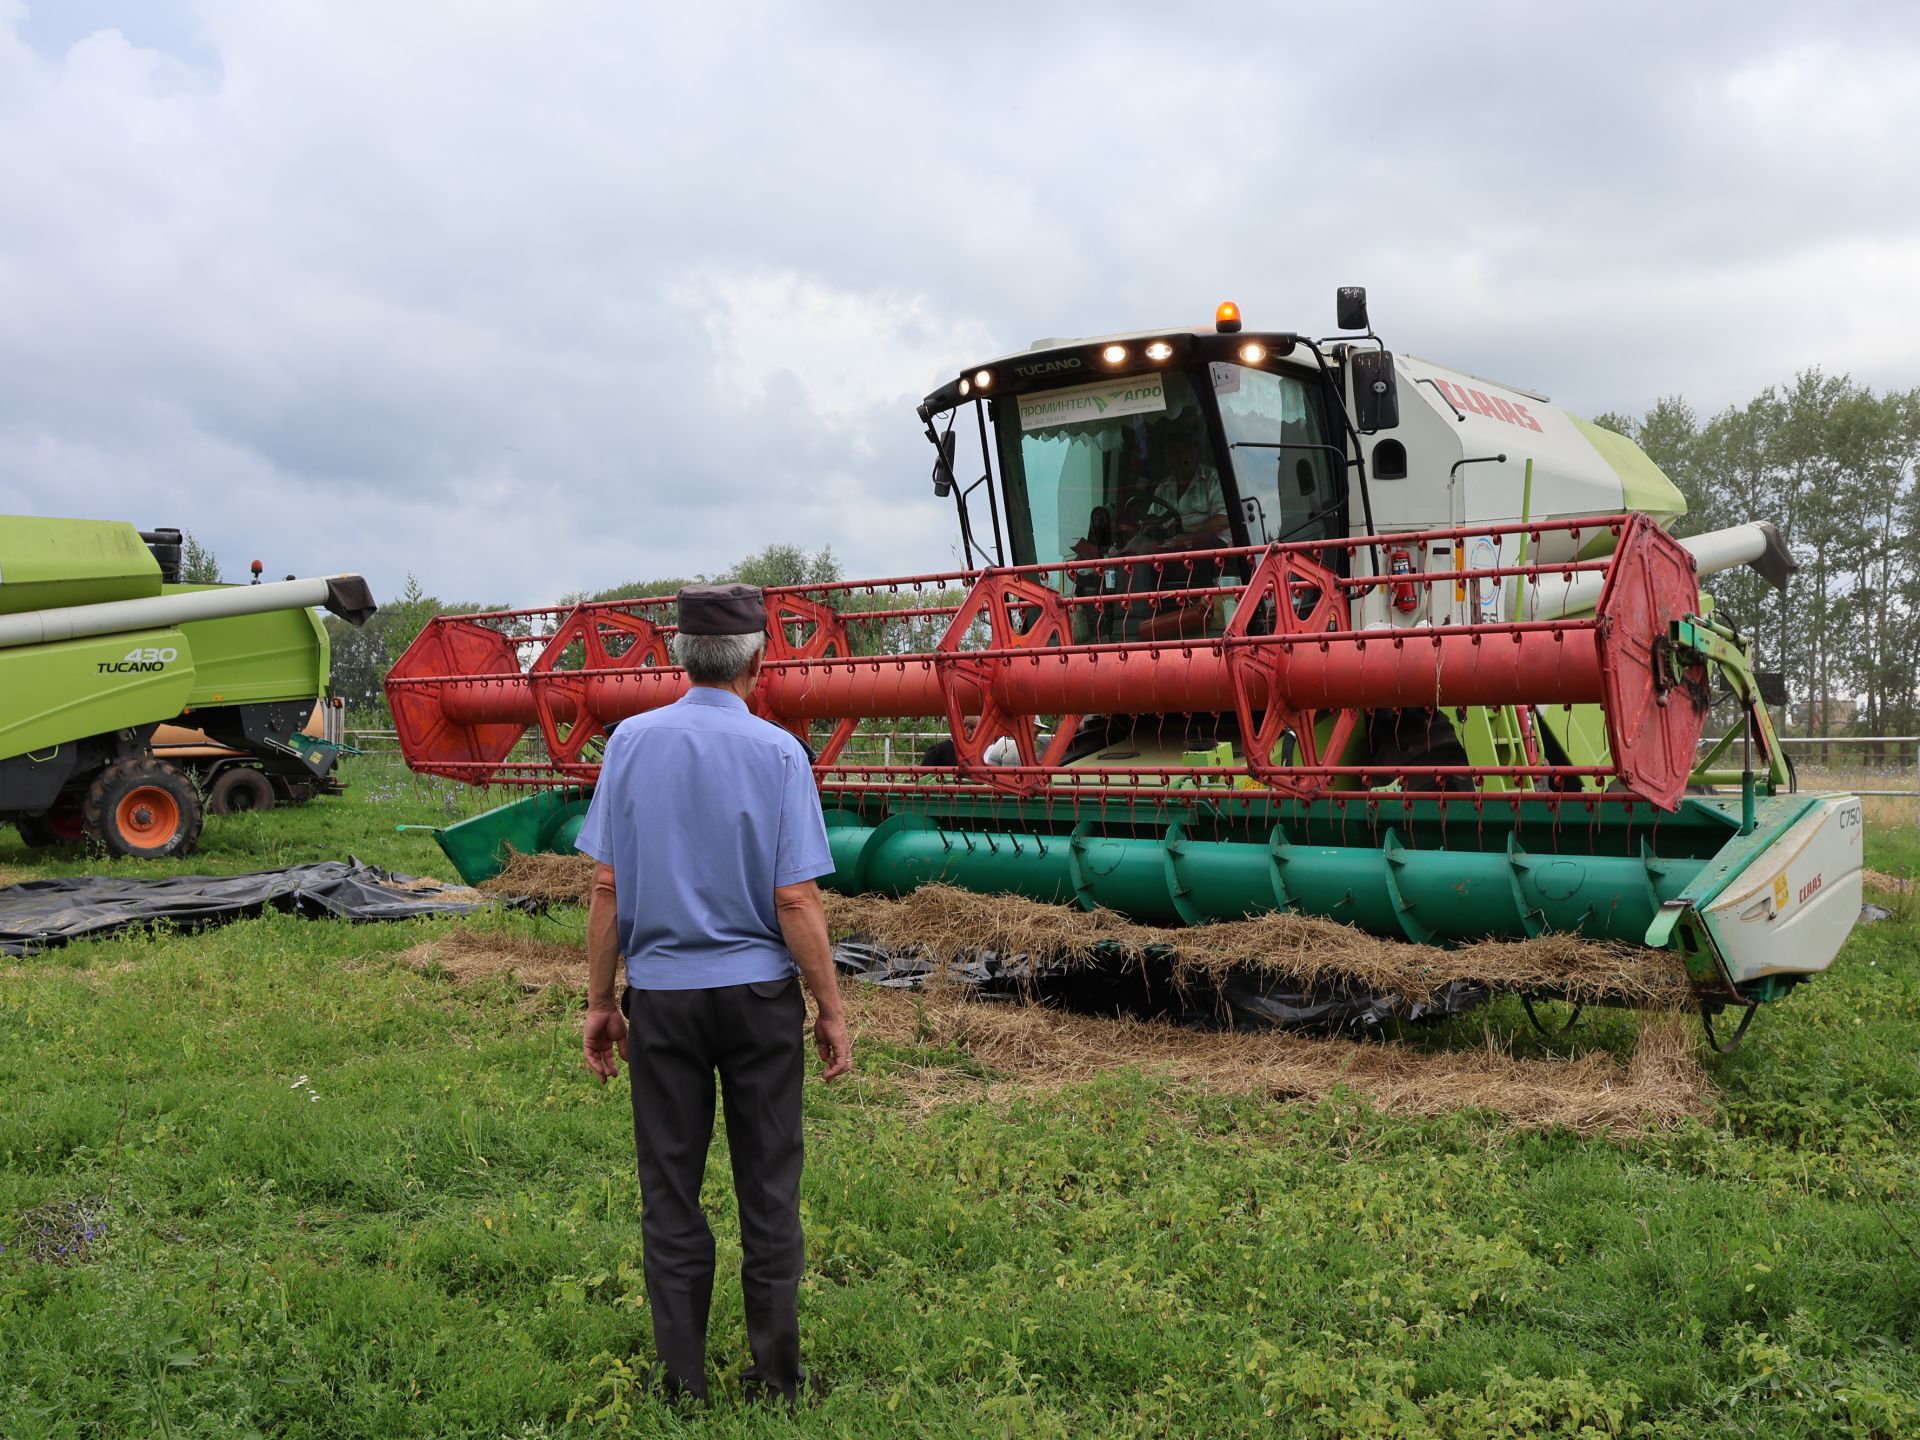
[576,582,853,1407]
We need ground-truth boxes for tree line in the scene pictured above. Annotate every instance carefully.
[323,542,843,719]
[1595,368,1920,738]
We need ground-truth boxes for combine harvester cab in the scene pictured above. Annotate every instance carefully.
[0,516,376,858]
[386,291,1861,1049]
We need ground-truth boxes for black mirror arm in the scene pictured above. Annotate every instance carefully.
[1286,335,1382,578]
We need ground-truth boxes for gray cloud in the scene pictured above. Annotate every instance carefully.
[1,0,1916,609]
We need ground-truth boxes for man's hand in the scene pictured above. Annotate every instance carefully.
[814,1012,852,1082]
[775,878,855,1083]
[583,1004,628,1083]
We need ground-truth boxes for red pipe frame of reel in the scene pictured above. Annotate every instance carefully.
[385,513,1711,810]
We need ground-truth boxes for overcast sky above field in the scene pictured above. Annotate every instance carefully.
[1,1,1916,606]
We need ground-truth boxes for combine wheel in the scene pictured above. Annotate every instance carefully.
[1700,1002,1758,1054]
[13,808,86,848]
[82,758,204,859]
[1519,993,1584,1040]
[208,766,276,815]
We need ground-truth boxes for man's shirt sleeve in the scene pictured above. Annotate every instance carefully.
[773,744,835,887]
[574,744,615,864]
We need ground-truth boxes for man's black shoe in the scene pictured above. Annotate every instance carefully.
[740,1368,829,1409]
[641,1362,707,1410]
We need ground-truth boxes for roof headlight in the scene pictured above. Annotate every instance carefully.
[1101,344,1128,366]
[1238,342,1268,365]
[1144,341,1173,362]
[973,369,993,390]
[958,377,971,397]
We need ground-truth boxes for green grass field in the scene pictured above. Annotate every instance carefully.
[2,758,1917,1438]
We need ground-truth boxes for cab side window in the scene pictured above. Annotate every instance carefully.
[1214,364,1342,550]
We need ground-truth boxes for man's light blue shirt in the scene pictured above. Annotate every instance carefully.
[574,687,835,990]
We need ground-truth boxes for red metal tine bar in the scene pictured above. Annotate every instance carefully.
[387,514,1708,807]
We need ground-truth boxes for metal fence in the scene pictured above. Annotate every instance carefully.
[343,726,953,764]
[349,727,1920,802]
[1726,734,1920,798]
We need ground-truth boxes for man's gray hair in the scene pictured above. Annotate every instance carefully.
[672,629,766,684]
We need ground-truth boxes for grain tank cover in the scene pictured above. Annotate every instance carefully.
[1381,357,1687,538]
[0,516,163,616]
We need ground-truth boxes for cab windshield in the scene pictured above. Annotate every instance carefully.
[997,369,1228,568]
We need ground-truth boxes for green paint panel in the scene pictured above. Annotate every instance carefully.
[417,787,595,885]
[0,516,162,614]
[172,593,331,706]
[0,628,197,760]
[1,596,334,766]
[1658,796,1814,916]
[1569,416,1687,526]
[1532,701,1612,790]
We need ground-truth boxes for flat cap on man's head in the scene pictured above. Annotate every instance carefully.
[676,582,768,636]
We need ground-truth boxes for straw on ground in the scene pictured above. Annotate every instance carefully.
[479,853,1694,1010]
[403,929,1710,1137]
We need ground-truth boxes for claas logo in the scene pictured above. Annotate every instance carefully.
[1432,378,1543,432]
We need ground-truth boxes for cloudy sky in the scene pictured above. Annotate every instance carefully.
[2,1,1916,608]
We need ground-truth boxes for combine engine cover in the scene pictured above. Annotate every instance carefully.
[1351,358,1687,630]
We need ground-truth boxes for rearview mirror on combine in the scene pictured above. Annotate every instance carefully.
[1336,286,1370,332]
[932,431,957,496]
[1350,347,1400,432]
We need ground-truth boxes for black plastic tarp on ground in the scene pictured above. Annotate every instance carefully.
[832,939,1488,1034]
[0,860,491,955]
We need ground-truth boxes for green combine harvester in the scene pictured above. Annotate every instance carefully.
[0,515,376,857]
[383,292,1865,1047]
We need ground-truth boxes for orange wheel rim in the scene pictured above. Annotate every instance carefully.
[117,786,181,846]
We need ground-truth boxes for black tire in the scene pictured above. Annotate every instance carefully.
[82,758,204,859]
[13,809,85,849]
[208,766,276,815]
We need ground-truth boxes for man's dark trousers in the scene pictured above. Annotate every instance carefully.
[623,978,806,1403]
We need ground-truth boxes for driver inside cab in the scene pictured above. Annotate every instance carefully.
[1072,430,1229,561]
[1125,431,1228,553]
